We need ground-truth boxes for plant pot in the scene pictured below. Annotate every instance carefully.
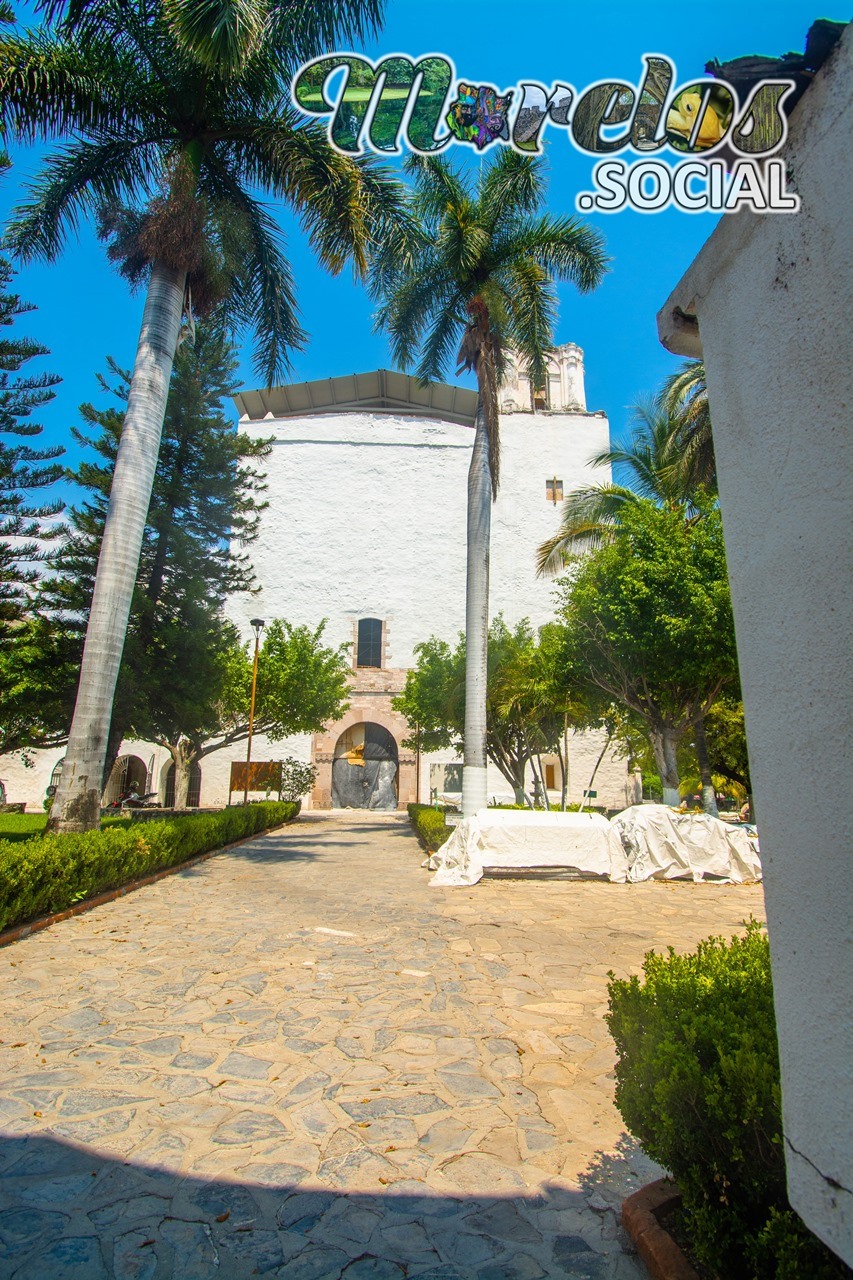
[622,1178,700,1280]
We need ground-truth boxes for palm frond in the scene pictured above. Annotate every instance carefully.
[161,0,267,73]
[657,359,716,494]
[231,120,405,278]
[535,484,637,576]
[501,256,557,392]
[415,287,465,384]
[6,137,161,261]
[480,148,545,225]
[200,162,304,384]
[492,214,609,293]
[406,153,470,223]
[0,29,146,141]
[375,262,447,372]
[264,0,385,70]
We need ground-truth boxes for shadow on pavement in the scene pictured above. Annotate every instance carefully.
[0,1131,643,1279]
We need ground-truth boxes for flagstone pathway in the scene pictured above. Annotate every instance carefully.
[0,811,765,1279]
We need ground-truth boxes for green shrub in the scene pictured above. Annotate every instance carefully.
[606,922,845,1279]
[407,802,454,851]
[0,801,299,932]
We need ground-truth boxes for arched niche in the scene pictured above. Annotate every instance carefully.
[331,722,398,810]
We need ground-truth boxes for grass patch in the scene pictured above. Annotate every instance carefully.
[0,801,299,933]
[0,811,136,843]
[0,812,49,841]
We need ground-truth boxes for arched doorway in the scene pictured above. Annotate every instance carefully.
[102,754,149,806]
[163,762,202,808]
[331,723,398,810]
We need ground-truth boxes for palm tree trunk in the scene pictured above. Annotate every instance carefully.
[461,396,491,818]
[47,261,187,833]
[693,714,719,817]
[561,714,570,811]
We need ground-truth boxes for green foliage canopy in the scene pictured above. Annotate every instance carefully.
[555,498,738,785]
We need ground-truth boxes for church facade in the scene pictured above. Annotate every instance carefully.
[1,345,633,812]
[209,343,631,811]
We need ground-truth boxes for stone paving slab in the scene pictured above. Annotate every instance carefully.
[0,812,765,1278]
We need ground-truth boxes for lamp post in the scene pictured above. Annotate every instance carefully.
[243,618,265,805]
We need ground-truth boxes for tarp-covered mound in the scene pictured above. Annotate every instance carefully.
[611,804,762,883]
[427,808,628,887]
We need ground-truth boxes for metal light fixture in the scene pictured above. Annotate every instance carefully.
[243,618,265,804]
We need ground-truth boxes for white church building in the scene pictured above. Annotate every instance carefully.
[2,344,633,812]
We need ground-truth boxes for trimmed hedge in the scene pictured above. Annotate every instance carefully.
[606,922,846,1279]
[0,801,299,933]
[407,802,454,852]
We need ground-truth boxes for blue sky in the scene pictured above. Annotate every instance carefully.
[1,0,836,499]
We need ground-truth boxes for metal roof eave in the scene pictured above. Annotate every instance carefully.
[233,369,478,429]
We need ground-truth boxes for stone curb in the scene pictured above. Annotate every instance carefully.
[622,1178,701,1280]
[0,812,301,950]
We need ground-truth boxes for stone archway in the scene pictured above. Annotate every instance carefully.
[102,754,148,806]
[331,723,399,810]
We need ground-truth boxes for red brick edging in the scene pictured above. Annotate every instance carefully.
[622,1178,701,1280]
[0,814,300,950]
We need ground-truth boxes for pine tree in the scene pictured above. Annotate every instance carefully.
[0,254,63,637]
[37,322,270,784]
[0,201,66,759]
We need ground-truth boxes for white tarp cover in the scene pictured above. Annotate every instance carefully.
[610,804,762,883]
[427,808,629,887]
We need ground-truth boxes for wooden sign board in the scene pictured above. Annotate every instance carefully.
[229,761,283,794]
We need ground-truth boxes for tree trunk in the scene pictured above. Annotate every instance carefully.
[693,714,719,817]
[173,739,197,810]
[461,395,491,818]
[47,262,187,832]
[650,727,681,806]
[561,715,570,811]
[536,753,550,810]
[102,719,126,794]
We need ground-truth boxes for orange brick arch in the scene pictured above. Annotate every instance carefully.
[310,677,417,810]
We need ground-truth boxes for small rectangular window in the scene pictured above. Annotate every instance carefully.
[357,617,383,668]
[545,764,556,790]
[546,478,563,504]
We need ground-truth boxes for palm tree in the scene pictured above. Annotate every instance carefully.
[536,403,693,573]
[372,151,607,817]
[536,403,722,814]
[0,0,403,831]
[659,358,715,494]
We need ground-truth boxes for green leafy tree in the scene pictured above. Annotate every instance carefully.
[1,0,404,829]
[556,499,738,804]
[158,619,349,806]
[394,616,600,807]
[538,400,726,815]
[704,694,752,801]
[372,150,606,816]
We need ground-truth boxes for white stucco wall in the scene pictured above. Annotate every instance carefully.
[658,24,852,1262]
[227,405,611,662]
